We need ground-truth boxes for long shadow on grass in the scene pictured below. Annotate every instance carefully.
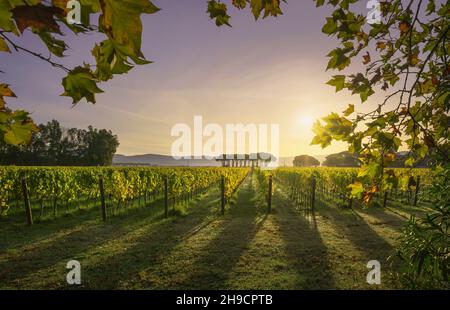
[171,175,264,289]
[78,190,223,289]
[0,197,182,288]
[272,189,335,289]
[384,202,432,219]
[0,195,167,250]
[354,206,406,230]
[0,196,167,252]
[317,201,393,261]
[0,207,100,250]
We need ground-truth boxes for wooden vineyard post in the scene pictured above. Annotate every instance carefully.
[383,191,388,208]
[221,176,225,215]
[99,177,107,221]
[21,178,33,226]
[164,176,168,218]
[311,177,316,212]
[413,176,420,207]
[268,175,273,213]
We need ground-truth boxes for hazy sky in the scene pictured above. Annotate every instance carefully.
[1,0,386,156]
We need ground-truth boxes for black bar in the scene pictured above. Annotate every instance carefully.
[0,290,448,308]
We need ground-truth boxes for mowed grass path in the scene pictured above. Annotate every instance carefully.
[0,173,425,289]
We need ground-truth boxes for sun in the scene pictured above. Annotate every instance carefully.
[300,115,315,128]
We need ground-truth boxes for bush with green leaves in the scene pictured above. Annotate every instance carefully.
[391,165,449,289]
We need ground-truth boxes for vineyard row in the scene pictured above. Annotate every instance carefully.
[0,167,249,223]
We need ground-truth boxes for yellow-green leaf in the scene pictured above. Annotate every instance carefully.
[343,104,354,116]
[61,66,103,104]
[0,84,16,97]
[0,37,11,53]
[348,181,364,198]
[326,75,346,92]
[3,120,38,146]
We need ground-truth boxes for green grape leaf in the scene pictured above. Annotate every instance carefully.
[61,66,103,104]
[358,162,382,178]
[99,0,160,64]
[3,119,38,145]
[415,144,428,159]
[404,156,415,167]
[92,39,134,81]
[326,75,346,92]
[311,120,332,148]
[326,47,351,70]
[207,0,231,27]
[250,0,264,20]
[322,17,338,35]
[348,181,364,198]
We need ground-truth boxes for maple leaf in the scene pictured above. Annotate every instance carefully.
[12,4,64,34]
[326,75,346,92]
[207,0,231,27]
[61,66,103,104]
[100,0,159,63]
[3,119,38,145]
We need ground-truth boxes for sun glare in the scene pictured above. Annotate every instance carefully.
[300,115,315,128]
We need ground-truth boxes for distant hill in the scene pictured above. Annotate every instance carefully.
[113,154,330,167]
[115,151,427,168]
[279,155,328,167]
[113,154,220,167]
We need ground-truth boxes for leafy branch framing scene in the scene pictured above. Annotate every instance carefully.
[0,0,448,293]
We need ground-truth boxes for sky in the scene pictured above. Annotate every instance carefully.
[0,0,388,157]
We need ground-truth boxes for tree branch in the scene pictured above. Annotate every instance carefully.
[0,33,70,72]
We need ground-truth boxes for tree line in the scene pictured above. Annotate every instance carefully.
[293,153,357,167]
[294,151,429,168]
[0,120,119,166]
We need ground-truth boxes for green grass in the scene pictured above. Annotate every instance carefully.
[0,173,425,289]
